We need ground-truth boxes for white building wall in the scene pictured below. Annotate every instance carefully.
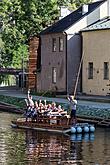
[100,1,108,19]
[87,2,108,25]
[65,1,107,35]
[65,17,87,34]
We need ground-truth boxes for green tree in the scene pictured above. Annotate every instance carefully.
[1,0,26,68]
[73,0,92,8]
[0,0,59,69]
[0,0,92,69]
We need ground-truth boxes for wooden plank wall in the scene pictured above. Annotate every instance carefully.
[28,36,39,91]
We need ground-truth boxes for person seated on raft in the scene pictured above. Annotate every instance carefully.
[49,102,61,116]
[43,100,52,116]
[38,100,44,112]
[31,101,43,121]
[30,101,43,122]
[38,100,47,110]
[34,101,39,114]
[47,103,52,110]
[47,102,62,117]
[38,100,50,117]
[45,104,52,116]
[57,105,63,113]
[57,105,67,116]
[39,103,45,112]
[51,102,57,112]
[38,99,42,107]
[45,102,55,116]
[43,100,48,110]
[34,100,48,116]
[35,101,39,109]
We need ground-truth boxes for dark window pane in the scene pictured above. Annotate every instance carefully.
[52,67,56,83]
[59,37,63,51]
[104,62,109,79]
[88,62,93,79]
[52,38,56,52]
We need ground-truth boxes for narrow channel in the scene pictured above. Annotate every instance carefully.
[0,111,110,165]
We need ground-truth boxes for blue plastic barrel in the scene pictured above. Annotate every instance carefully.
[77,126,82,133]
[71,127,76,133]
[89,126,95,132]
[84,126,89,133]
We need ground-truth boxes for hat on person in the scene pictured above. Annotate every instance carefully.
[69,95,74,100]
[69,95,77,104]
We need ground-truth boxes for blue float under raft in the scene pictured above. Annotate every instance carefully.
[70,123,95,134]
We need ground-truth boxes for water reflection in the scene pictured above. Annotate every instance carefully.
[0,112,110,165]
[24,130,83,165]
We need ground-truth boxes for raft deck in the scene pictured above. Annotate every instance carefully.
[11,116,95,134]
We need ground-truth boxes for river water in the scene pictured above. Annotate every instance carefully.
[0,111,110,165]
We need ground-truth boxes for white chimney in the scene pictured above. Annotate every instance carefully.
[59,6,71,20]
[107,0,110,17]
[82,4,88,15]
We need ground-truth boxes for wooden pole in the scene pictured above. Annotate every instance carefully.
[73,52,84,98]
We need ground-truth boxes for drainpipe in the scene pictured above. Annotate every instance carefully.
[64,32,68,95]
[80,31,83,93]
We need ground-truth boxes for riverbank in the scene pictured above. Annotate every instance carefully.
[0,86,110,103]
[58,94,110,103]
[0,90,110,121]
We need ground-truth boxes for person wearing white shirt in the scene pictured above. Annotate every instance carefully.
[67,95,77,125]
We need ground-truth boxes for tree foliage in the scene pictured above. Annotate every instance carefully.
[0,0,92,69]
[0,0,59,68]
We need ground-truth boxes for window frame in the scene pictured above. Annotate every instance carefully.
[52,67,57,84]
[88,62,93,79]
[104,62,109,80]
[59,37,64,52]
[52,38,56,52]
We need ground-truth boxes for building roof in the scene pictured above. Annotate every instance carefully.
[81,17,110,32]
[40,0,106,35]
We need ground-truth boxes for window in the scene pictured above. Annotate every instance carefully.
[88,62,93,79]
[59,37,64,51]
[104,62,109,79]
[52,67,56,83]
[52,38,56,52]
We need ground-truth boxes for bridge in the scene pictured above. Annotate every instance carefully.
[0,67,27,88]
[0,68,23,75]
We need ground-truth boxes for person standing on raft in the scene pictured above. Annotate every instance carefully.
[67,95,77,125]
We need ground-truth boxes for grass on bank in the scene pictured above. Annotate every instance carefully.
[0,94,69,110]
[0,95,25,109]
[0,95,110,120]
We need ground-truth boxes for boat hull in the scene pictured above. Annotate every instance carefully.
[11,119,95,134]
[11,121,71,134]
